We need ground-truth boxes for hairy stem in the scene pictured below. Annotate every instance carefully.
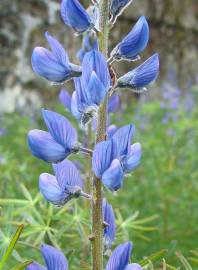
[91,0,110,269]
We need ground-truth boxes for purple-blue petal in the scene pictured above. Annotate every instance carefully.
[86,71,107,106]
[106,242,132,270]
[41,109,78,151]
[70,91,82,120]
[74,77,88,112]
[83,32,99,51]
[77,48,85,62]
[116,16,149,60]
[39,173,66,206]
[31,47,71,82]
[108,94,120,113]
[53,159,83,190]
[27,129,67,163]
[118,53,159,89]
[59,89,72,112]
[41,244,68,270]
[77,32,99,62]
[61,0,92,33]
[123,143,142,173]
[92,139,118,178]
[107,125,117,138]
[81,50,111,90]
[25,262,46,270]
[113,124,135,156]
[45,32,70,68]
[103,198,116,247]
[125,263,142,270]
[102,159,124,191]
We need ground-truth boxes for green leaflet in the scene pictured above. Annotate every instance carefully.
[0,224,28,270]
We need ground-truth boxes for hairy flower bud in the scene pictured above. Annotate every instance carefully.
[31,32,81,83]
[61,0,94,33]
[117,53,159,91]
[111,16,149,61]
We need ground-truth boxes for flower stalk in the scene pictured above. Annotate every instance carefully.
[91,0,110,269]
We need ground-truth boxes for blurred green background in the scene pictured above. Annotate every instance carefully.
[0,0,198,269]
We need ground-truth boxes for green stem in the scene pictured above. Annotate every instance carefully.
[91,0,110,269]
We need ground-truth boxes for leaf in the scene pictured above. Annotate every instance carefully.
[10,260,33,270]
[0,199,28,205]
[175,251,192,270]
[188,257,198,264]
[162,259,179,270]
[0,224,24,270]
[131,214,159,225]
[139,249,167,266]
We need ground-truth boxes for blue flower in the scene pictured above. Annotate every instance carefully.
[60,50,111,125]
[25,244,68,270]
[92,124,141,191]
[71,74,104,125]
[110,0,134,23]
[28,109,78,163]
[111,16,149,61]
[61,0,93,33]
[32,32,81,82]
[59,90,119,124]
[106,242,142,270]
[77,32,99,62]
[39,159,91,205]
[125,264,142,270]
[103,198,116,247]
[117,53,159,91]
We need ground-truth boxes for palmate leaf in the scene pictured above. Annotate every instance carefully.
[115,208,158,242]
[0,224,24,270]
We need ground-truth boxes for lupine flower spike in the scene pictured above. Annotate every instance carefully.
[92,124,141,191]
[103,198,116,248]
[117,53,160,92]
[27,0,160,266]
[111,16,149,62]
[31,32,81,83]
[39,159,91,206]
[61,0,94,33]
[25,244,68,270]
[106,242,142,270]
[28,109,78,163]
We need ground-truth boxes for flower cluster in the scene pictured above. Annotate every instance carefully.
[92,124,141,191]
[26,242,140,270]
[27,0,159,267]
